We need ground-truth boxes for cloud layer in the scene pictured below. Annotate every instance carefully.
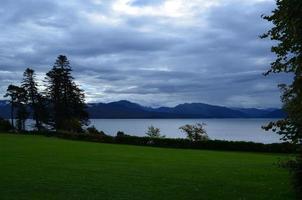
[0,0,290,108]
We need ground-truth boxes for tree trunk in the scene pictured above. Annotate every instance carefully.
[23,120,26,131]
[10,101,14,128]
[35,118,40,131]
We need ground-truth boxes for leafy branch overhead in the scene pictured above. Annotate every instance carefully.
[261,0,302,144]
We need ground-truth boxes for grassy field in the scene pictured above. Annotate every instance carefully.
[0,134,295,200]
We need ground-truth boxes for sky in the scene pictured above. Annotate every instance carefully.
[0,0,291,108]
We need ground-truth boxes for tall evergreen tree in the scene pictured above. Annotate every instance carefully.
[45,55,88,131]
[21,68,42,130]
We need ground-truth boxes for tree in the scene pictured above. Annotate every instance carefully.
[4,84,19,127]
[261,0,302,195]
[4,85,28,131]
[45,55,89,132]
[145,125,165,138]
[179,123,208,142]
[34,94,50,129]
[15,96,29,131]
[21,68,43,130]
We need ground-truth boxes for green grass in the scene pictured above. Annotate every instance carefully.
[0,134,295,200]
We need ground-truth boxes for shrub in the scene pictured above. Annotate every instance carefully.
[87,126,100,134]
[10,129,296,154]
[116,131,125,137]
[179,123,209,142]
[0,117,13,132]
[145,125,165,138]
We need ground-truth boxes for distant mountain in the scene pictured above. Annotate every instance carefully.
[86,100,285,119]
[0,99,285,119]
[265,109,286,118]
[231,107,286,118]
[87,100,180,119]
[153,103,246,118]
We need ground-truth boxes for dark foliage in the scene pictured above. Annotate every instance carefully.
[3,55,89,133]
[36,131,295,154]
[86,126,106,135]
[0,117,13,131]
[116,131,126,137]
[261,0,302,144]
[114,135,295,153]
[22,68,48,130]
[45,55,89,132]
[4,85,19,127]
[4,85,29,131]
[261,0,302,196]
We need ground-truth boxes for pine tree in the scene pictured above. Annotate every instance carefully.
[45,55,88,131]
[21,68,43,130]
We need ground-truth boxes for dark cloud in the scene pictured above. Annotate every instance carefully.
[0,0,289,108]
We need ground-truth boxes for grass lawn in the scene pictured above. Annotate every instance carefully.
[0,134,295,200]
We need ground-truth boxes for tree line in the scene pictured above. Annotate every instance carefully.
[4,55,88,132]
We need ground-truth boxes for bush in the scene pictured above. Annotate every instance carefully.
[179,123,208,141]
[116,131,126,137]
[87,126,100,134]
[0,117,13,132]
[10,129,296,154]
[145,125,165,138]
[112,133,295,153]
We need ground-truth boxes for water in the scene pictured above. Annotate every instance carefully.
[87,118,281,144]
[24,118,281,143]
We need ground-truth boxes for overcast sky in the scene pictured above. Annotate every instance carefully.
[0,0,290,108]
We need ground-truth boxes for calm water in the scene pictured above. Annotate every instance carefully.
[25,118,281,143]
[87,118,281,144]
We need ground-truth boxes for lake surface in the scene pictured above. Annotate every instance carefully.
[88,118,281,144]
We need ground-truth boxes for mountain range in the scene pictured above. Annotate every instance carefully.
[0,100,285,119]
[87,100,284,118]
